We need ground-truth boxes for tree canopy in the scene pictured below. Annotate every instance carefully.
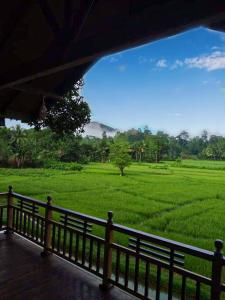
[29,80,91,135]
[1,125,225,169]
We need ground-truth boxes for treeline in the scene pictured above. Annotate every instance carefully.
[0,125,225,168]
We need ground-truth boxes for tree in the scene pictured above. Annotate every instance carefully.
[145,132,169,163]
[188,137,205,156]
[10,125,27,167]
[167,136,182,160]
[99,131,110,162]
[110,141,131,176]
[29,79,91,135]
[201,130,208,144]
[177,130,189,147]
[143,125,152,137]
[0,140,11,166]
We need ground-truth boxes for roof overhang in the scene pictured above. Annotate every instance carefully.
[1,1,225,122]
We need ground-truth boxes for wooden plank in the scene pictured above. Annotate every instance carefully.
[0,234,133,300]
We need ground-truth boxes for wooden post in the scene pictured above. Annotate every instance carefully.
[100,211,114,290]
[5,185,13,235]
[211,239,223,300]
[41,196,53,257]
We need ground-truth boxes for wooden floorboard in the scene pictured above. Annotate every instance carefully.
[0,233,135,300]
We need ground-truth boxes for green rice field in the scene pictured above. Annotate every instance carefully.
[0,159,225,297]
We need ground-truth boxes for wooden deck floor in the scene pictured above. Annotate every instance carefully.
[0,233,135,300]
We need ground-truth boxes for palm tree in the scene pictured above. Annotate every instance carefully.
[11,125,27,168]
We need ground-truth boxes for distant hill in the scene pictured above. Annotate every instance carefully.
[82,121,118,138]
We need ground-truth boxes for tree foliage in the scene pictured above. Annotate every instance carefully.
[1,125,225,169]
[109,141,131,176]
[29,80,91,135]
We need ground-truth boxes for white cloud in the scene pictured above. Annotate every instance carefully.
[156,59,167,68]
[138,56,154,64]
[117,64,127,72]
[138,56,148,64]
[211,46,220,51]
[184,51,225,71]
[171,59,184,70]
[168,112,182,117]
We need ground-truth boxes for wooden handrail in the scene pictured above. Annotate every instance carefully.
[0,192,8,196]
[12,192,107,226]
[112,223,214,260]
[2,189,225,300]
[10,192,219,261]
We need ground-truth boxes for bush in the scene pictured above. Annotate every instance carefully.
[149,163,169,170]
[175,158,182,166]
[43,161,83,171]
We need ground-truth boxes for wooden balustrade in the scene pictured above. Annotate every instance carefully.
[1,186,225,300]
[0,191,8,231]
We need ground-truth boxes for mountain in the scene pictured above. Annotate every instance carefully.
[82,121,118,138]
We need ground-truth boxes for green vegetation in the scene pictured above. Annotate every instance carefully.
[2,125,225,169]
[109,141,131,175]
[1,160,225,279]
[29,80,91,135]
[1,121,225,297]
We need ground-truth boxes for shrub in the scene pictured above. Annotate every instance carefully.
[43,161,83,171]
[149,163,169,170]
[175,158,182,167]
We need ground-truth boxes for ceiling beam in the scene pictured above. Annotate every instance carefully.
[0,1,225,90]
[37,0,61,34]
[0,1,31,50]
[9,84,63,100]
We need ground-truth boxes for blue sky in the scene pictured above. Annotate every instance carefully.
[81,27,225,136]
[7,27,225,136]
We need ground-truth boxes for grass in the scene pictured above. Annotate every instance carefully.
[0,160,225,297]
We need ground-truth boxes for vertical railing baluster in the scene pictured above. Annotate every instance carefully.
[31,202,35,238]
[156,265,161,300]
[134,237,140,293]
[115,249,120,283]
[69,230,73,259]
[181,275,186,300]
[41,196,53,257]
[100,211,114,290]
[19,199,23,233]
[96,241,101,273]
[144,261,150,298]
[15,207,19,230]
[62,214,67,256]
[195,281,201,300]
[23,212,27,234]
[27,213,31,236]
[125,253,129,288]
[211,239,223,300]
[5,185,13,235]
[0,207,3,229]
[82,220,87,265]
[52,222,56,250]
[41,219,45,242]
[12,207,15,229]
[168,249,175,300]
[57,225,61,252]
[75,233,80,262]
[89,239,93,269]
[36,217,40,241]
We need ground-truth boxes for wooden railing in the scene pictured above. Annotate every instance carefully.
[0,186,224,300]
